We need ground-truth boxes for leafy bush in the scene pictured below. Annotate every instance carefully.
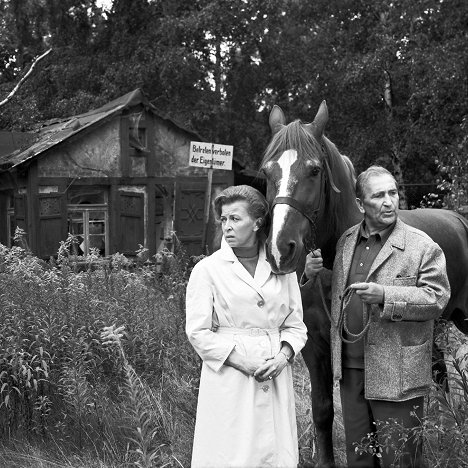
[421,117,468,216]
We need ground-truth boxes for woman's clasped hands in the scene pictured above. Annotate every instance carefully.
[253,352,289,382]
[226,347,290,382]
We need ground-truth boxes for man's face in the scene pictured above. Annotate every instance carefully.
[357,174,399,233]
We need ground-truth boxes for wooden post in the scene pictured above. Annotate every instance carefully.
[201,145,214,253]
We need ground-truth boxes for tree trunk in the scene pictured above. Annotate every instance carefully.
[214,39,223,142]
[0,49,52,109]
[384,69,408,209]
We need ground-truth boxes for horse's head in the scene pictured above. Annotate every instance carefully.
[261,102,356,274]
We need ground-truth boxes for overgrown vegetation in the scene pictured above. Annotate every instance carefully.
[0,240,199,467]
[0,239,466,467]
[0,239,323,467]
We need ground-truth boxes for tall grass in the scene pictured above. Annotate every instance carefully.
[0,241,199,467]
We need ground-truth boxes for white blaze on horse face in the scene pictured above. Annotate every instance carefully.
[271,149,298,266]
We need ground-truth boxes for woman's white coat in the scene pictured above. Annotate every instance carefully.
[186,238,307,468]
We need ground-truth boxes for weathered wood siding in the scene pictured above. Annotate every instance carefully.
[38,120,121,178]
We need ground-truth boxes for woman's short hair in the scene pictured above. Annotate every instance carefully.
[355,165,398,199]
[213,185,269,229]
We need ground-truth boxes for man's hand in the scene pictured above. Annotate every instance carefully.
[350,282,384,304]
[304,249,323,279]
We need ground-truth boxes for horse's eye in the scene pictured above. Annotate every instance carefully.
[260,167,270,179]
[310,167,321,177]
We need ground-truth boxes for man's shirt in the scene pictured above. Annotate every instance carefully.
[342,221,395,369]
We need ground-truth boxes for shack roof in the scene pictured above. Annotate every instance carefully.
[0,88,203,170]
[0,131,36,159]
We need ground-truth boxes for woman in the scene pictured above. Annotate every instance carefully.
[186,185,307,468]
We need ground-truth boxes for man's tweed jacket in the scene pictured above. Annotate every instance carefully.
[331,217,450,401]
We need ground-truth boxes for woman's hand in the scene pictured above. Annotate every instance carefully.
[224,348,267,377]
[241,356,269,377]
[253,352,289,382]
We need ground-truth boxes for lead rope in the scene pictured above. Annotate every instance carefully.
[316,279,371,343]
[337,285,372,343]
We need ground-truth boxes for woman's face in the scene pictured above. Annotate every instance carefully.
[220,200,260,249]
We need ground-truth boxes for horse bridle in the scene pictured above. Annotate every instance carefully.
[270,143,340,253]
[271,180,323,253]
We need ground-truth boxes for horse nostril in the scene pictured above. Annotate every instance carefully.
[288,241,296,256]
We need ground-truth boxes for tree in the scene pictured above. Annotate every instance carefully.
[0,0,466,202]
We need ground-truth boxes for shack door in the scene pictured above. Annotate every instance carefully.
[116,191,145,255]
[14,194,29,247]
[174,175,231,256]
[174,176,205,256]
[38,193,66,258]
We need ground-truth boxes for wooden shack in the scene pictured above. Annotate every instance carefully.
[0,89,251,258]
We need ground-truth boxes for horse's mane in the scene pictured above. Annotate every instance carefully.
[261,120,323,169]
[261,120,358,239]
[322,138,357,238]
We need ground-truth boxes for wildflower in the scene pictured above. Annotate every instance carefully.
[101,324,125,346]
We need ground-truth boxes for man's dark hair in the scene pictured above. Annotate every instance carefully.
[356,165,398,199]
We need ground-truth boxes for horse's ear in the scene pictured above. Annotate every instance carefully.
[269,105,286,134]
[307,100,328,139]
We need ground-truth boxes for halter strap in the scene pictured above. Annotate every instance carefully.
[270,158,326,252]
[271,196,318,226]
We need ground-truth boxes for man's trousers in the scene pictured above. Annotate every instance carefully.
[340,368,425,468]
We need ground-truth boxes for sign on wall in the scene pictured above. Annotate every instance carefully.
[189,141,233,170]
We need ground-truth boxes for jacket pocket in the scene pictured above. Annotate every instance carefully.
[401,340,432,394]
[365,344,401,400]
[393,275,417,286]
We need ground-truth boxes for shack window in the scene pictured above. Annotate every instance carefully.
[67,188,108,256]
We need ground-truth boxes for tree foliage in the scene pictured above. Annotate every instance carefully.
[0,0,466,190]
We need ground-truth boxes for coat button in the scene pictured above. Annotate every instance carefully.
[257,300,265,308]
[262,385,269,392]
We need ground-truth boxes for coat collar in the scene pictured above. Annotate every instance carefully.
[219,237,272,298]
[341,217,406,280]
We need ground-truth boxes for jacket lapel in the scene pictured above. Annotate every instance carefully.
[367,218,406,279]
[253,243,272,290]
[219,238,269,299]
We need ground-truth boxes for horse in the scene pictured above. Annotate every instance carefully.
[260,102,468,467]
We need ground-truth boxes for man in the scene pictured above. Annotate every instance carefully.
[304,166,450,467]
